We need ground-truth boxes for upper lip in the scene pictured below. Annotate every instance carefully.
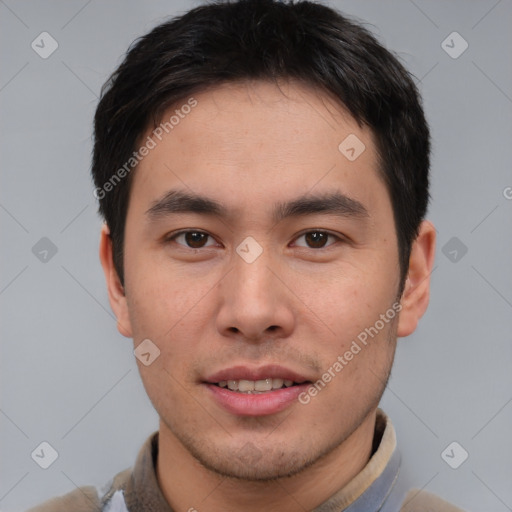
[204,365,313,384]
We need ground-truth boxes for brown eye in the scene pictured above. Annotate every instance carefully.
[295,231,338,249]
[184,232,208,248]
[170,231,215,249]
[304,232,329,248]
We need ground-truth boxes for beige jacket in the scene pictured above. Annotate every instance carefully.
[27,410,465,512]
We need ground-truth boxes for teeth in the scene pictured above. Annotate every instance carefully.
[254,378,272,391]
[218,378,296,393]
[238,379,255,392]
[227,380,239,391]
[272,378,284,389]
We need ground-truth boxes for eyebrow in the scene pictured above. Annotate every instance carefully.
[146,189,228,219]
[145,189,369,223]
[273,191,368,222]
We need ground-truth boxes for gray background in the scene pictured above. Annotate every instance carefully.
[1,1,511,510]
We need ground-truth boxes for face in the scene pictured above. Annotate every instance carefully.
[106,80,407,480]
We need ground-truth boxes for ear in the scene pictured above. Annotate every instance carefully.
[99,224,133,338]
[397,220,436,337]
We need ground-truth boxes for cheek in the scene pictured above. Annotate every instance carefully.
[300,266,397,344]
[123,253,207,342]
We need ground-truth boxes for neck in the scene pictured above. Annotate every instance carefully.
[157,409,377,512]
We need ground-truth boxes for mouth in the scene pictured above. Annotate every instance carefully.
[213,378,304,394]
[203,365,313,416]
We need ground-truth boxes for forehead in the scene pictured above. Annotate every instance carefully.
[130,80,389,221]
[158,80,369,163]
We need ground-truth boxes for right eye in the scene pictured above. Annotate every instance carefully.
[166,230,219,249]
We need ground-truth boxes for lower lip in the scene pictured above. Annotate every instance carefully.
[205,383,310,416]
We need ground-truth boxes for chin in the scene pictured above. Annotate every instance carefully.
[173,426,335,482]
[194,448,313,482]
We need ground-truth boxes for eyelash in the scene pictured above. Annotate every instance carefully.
[165,229,344,250]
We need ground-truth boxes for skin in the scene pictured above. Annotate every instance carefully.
[100,80,436,512]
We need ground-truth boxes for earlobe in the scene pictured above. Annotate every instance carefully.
[397,220,436,338]
[99,224,133,338]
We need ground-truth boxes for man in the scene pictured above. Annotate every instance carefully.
[29,0,464,510]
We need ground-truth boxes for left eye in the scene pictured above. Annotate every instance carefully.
[169,231,217,249]
[293,231,339,249]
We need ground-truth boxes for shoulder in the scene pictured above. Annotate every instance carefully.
[25,468,131,512]
[400,489,467,512]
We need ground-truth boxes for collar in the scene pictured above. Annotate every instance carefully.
[313,408,400,511]
[120,408,399,512]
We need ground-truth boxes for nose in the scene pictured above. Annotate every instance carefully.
[215,249,296,343]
